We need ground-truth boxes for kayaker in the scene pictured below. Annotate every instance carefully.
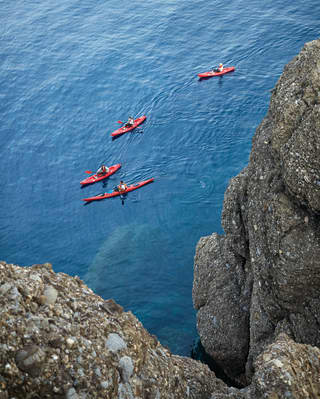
[125,117,135,127]
[213,63,224,72]
[117,180,128,192]
[96,165,109,176]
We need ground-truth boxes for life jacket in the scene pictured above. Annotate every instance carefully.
[118,183,127,191]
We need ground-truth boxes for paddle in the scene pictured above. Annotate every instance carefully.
[117,120,123,124]
[85,170,93,174]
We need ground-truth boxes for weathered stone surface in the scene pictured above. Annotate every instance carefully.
[102,298,124,314]
[249,333,320,399]
[270,40,320,212]
[193,233,251,381]
[1,252,319,399]
[41,284,58,305]
[0,261,238,399]
[193,38,320,392]
[15,345,46,377]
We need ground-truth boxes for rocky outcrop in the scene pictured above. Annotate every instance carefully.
[0,262,320,399]
[193,38,320,388]
[0,261,241,399]
[1,261,320,398]
[249,333,320,399]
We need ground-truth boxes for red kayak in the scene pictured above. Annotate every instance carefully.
[111,116,146,137]
[198,66,235,78]
[83,178,154,202]
[80,164,121,186]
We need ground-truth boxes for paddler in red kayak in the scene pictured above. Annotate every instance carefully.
[96,165,109,176]
[117,180,128,193]
[212,63,224,72]
[124,116,134,128]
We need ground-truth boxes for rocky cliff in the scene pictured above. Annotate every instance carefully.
[193,38,320,391]
[2,261,319,399]
[2,41,320,399]
[0,261,231,399]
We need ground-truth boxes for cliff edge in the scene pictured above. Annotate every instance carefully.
[193,38,320,389]
[1,260,319,398]
[0,261,231,399]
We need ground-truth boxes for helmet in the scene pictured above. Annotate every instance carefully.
[219,63,223,66]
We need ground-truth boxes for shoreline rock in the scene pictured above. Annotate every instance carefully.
[1,258,319,398]
[193,38,320,391]
[0,261,232,398]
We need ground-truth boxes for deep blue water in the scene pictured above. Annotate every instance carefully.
[1,0,319,355]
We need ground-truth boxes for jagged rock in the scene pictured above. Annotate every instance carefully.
[41,285,58,305]
[101,299,124,314]
[249,333,320,398]
[193,38,320,390]
[0,261,237,399]
[106,333,127,353]
[1,255,319,398]
[118,356,134,382]
[65,387,80,399]
[15,345,46,377]
[193,233,251,380]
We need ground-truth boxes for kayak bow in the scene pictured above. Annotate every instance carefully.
[111,116,146,137]
[80,164,121,186]
[82,178,154,202]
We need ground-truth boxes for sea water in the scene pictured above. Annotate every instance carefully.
[1,0,319,355]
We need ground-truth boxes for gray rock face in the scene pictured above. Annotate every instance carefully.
[193,233,251,380]
[193,38,320,386]
[118,356,134,382]
[15,345,46,377]
[41,285,58,305]
[249,333,320,399]
[1,254,320,399]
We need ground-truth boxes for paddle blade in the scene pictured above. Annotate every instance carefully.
[85,170,93,174]
[117,120,123,124]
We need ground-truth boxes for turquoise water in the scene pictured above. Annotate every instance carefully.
[1,0,319,355]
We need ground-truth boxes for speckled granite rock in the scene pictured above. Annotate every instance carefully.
[249,333,320,399]
[0,261,238,399]
[1,259,319,399]
[193,38,320,388]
